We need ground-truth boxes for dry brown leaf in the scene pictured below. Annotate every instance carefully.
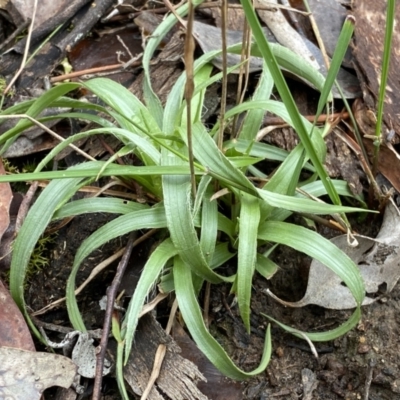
[6,0,83,29]
[0,280,35,350]
[267,199,400,310]
[255,0,319,69]
[0,158,12,242]
[308,0,353,67]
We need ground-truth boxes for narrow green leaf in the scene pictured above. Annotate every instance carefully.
[174,256,272,380]
[9,162,100,339]
[237,194,260,331]
[162,150,233,283]
[316,16,355,119]
[0,164,202,183]
[257,221,365,305]
[66,207,169,331]
[186,122,257,195]
[200,187,218,264]
[0,83,80,144]
[256,254,278,279]
[122,239,178,363]
[141,0,207,126]
[83,78,160,135]
[53,198,148,219]
[240,0,341,207]
[263,307,361,341]
[159,242,236,294]
[238,61,274,141]
[193,175,212,219]
[257,187,367,215]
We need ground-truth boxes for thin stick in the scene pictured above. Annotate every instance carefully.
[302,0,330,69]
[15,181,39,233]
[183,0,197,198]
[363,358,376,400]
[128,2,310,15]
[4,0,38,94]
[92,232,137,400]
[218,0,228,150]
[50,62,140,83]
[0,114,95,161]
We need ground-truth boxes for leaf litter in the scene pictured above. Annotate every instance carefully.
[267,199,400,310]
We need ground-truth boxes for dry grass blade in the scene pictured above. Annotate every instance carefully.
[4,0,38,95]
[0,114,94,161]
[232,20,251,138]
[218,0,228,149]
[184,0,197,197]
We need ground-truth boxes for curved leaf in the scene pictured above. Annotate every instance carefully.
[257,221,365,305]
[174,256,272,380]
[66,207,169,330]
[122,238,178,363]
[162,150,234,283]
[237,194,260,331]
[9,162,100,338]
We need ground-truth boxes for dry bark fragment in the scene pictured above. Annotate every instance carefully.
[123,314,207,400]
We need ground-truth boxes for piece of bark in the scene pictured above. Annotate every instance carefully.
[8,0,92,52]
[124,313,208,400]
[209,7,247,30]
[173,321,243,400]
[1,0,114,89]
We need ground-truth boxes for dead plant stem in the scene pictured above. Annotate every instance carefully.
[183,0,197,198]
[93,232,137,400]
[4,0,38,94]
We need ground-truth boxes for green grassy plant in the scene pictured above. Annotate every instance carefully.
[0,1,373,394]
[372,0,396,175]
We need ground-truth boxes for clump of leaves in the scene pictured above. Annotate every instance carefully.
[0,0,371,395]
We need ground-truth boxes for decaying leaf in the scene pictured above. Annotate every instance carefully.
[308,0,353,67]
[6,0,88,30]
[267,200,400,310]
[0,158,12,242]
[0,346,77,399]
[255,0,320,69]
[0,280,35,350]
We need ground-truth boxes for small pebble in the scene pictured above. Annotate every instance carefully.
[357,344,370,354]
